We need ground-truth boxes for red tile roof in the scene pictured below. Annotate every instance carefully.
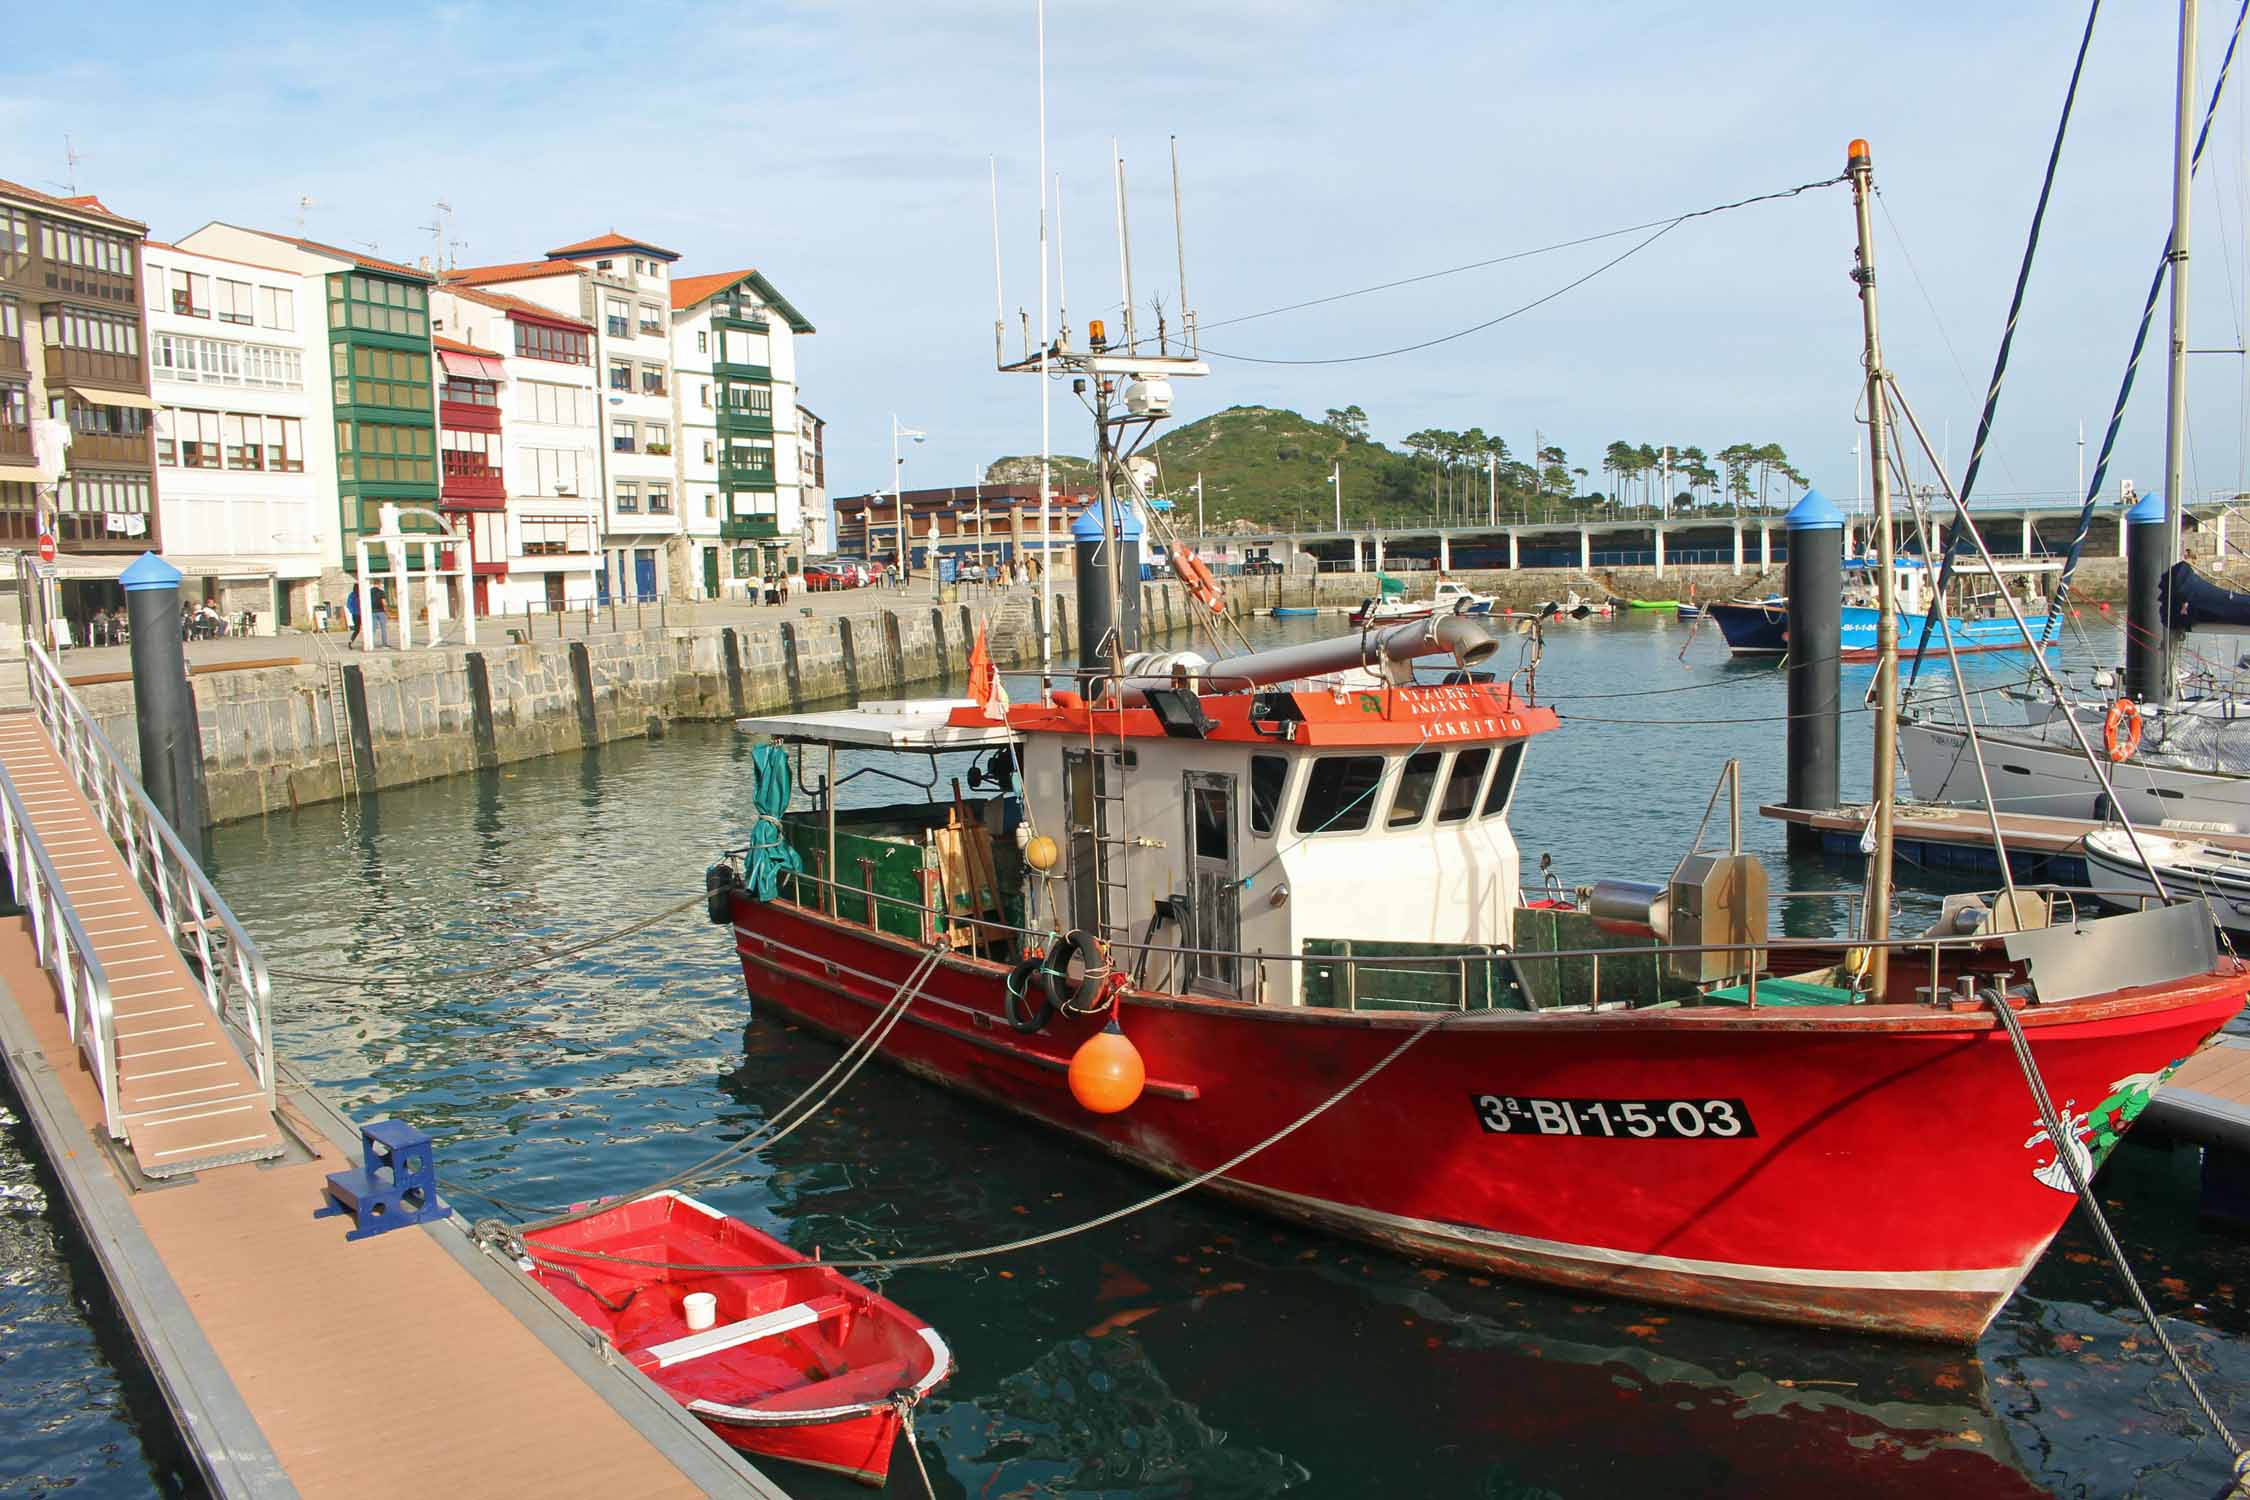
[438,282,593,329]
[276,233,430,280]
[446,258,581,287]
[0,177,145,230]
[547,231,679,261]
[432,333,503,358]
[670,269,757,311]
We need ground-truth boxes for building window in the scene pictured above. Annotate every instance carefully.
[441,374,497,407]
[266,414,304,472]
[611,419,636,454]
[647,483,671,515]
[216,278,254,325]
[259,286,296,331]
[702,439,715,463]
[176,408,222,468]
[522,515,591,555]
[514,321,590,365]
[639,366,666,397]
[696,331,707,355]
[222,412,260,470]
[0,209,29,277]
[170,269,209,316]
[615,480,640,513]
[519,381,594,426]
[595,259,614,272]
[441,427,498,477]
[529,447,586,495]
[336,420,435,484]
[604,297,629,338]
[639,304,663,336]
[703,491,717,519]
[40,305,141,357]
[327,272,429,337]
[39,223,133,277]
[645,422,668,454]
[608,359,631,392]
[336,345,431,411]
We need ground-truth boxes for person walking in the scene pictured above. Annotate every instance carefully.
[345,586,361,644]
[369,581,391,648]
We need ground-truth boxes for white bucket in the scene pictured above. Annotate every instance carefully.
[683,1291,718,1331]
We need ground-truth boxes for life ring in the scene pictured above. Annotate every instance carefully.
[1171,546,1226,613]
[1043,928,1115,1016]
[2104,698,2142,762]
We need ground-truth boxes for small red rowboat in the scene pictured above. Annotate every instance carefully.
[525,1190,952,1486]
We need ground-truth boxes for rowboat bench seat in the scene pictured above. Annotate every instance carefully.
[635,1293,849,1371]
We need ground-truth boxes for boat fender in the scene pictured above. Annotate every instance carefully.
[1005,950,1057,1033]
[705,862,744,926]
[1042,927,1116,1017]
[2104,698,2142,762]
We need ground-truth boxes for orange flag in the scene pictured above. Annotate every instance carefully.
[968,623,1010,722]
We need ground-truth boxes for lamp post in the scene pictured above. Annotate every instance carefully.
[1327,462,1342,531]
[891,414,926,580]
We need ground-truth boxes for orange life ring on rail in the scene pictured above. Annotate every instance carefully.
[1172,546,1226,613]
[2104,698,2143,762]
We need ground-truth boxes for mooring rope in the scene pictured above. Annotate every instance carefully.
[1984,987,2246,1484]
[516,1009,1446,1276]
[497,940,951,1241]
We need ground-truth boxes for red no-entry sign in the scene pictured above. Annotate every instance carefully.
[37,533,55,564]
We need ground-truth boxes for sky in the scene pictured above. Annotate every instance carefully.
[7,0,2250,516]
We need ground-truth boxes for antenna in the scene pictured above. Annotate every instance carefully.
[294,195,316,235]
[1112,141,1137,353]
[1170,135,1194,355]
[61,134,81,196]
[1056,172,1070,345]
[989,156,1007,366]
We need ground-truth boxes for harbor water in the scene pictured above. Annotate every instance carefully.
[4,608,2247,1499]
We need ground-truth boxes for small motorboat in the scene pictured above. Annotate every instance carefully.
[1625,598,1681,612]
[1534,589,1614,621]
[525,1190,952,1486]
[2084,827,2250,932]
[1676,601,1703,620]
[1270,606,1319,618]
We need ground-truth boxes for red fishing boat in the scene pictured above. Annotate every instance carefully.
[706,139,2243,1344]
[525,1191,951,1486]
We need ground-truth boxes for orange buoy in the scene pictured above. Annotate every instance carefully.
[1068,1020,1146,1114]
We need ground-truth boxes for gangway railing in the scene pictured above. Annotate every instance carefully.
[0,744,121,1136]
[23,644,274,1109]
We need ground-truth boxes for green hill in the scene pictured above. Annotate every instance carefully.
[987,406,1439,530]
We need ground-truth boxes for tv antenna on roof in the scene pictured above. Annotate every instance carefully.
[294,195,315,235]
[418,200,457,270]
[41,134,84,197]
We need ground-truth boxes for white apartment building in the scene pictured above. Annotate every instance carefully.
[798,404,830,555]
[668,269,816,595]
[428,284,602,613]
[448,234,679,601]
[141,239,329,628]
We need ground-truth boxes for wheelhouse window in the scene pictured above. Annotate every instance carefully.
[1439,748,1491,823]
[1388,750,1442,828]
[1249,754,1288,835]
[1295,755,1384,835]
[1482,742,1526,819]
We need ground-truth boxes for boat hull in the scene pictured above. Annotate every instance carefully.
[2085,832,2250,931]
[727,896,2241,1342]
[1900,718,2250,828]
[1708,601,2058,660]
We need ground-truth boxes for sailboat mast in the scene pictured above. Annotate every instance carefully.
[1849,139,1898,992]
[2160,0,2199,702]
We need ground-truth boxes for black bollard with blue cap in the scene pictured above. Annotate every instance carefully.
[1072,496,1143,676]
[2122,488,2169,704]
[121,552,209,856]
[1783,489,1843,847]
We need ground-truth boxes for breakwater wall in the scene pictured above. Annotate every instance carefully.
[70,584,1215,825]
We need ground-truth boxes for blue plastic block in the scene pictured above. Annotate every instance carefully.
[314,1119,447,1242]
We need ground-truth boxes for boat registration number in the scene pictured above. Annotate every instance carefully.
[1472,1094,1756,1139]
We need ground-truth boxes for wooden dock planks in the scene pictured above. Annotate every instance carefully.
[0,916,729,1499]
[0,711,286,1179]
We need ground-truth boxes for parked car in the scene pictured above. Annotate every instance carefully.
[1242,556,1285,575]
[803,561,862,591]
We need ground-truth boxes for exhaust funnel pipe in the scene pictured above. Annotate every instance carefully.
[1109,615,1503,703]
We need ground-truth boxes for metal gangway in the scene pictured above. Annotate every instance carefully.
[0,643,282,1179]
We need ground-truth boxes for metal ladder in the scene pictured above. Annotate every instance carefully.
[318,645,358,801]
[1090,746,1132,944]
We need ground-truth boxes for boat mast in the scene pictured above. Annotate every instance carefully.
[1849,139,1899,993]
[2160,0,2199,702]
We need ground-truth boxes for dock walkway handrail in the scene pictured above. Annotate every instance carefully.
[0,745,121,1134]
[23,644,274,1109]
